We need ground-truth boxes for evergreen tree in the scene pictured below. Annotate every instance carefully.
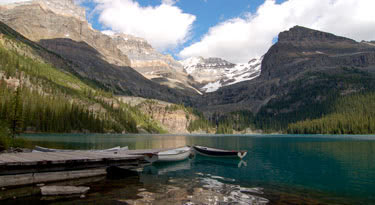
[9,86,23,138]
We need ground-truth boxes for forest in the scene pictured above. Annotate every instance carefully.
[287,93,375,134]
[203,91,375,135]
[0,33,166,140]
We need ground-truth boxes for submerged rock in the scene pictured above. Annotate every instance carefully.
[40,186,90,196]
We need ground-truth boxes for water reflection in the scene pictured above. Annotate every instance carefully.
[143,161,192,175]
[137,157,268,205]
[193,155,247,168]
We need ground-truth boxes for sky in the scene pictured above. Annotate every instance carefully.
[4,0,375,63]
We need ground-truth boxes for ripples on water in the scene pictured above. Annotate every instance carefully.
[126,162,269,205]
[132,157,270,205]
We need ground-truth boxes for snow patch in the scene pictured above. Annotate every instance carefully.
[201,81,222,93]
[102,30,115,36]
[179,56,204,74]
[180,56,263,93]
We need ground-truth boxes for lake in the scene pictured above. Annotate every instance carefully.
[3,134,375,204]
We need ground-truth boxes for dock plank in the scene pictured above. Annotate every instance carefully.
[15,152,76,162]
[0,147,161,188]
[53,151,114,161]
[0,148,162,175]
[0,154,30,163]
[44,152,94,161]
[0,150,148,167]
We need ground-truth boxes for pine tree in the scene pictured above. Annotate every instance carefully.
[9,86,23,138]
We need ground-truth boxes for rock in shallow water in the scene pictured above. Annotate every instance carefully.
[40,186,90,196]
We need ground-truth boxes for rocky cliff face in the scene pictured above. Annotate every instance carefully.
[197,26,375,115]
[0,0,130,67]
[261,26,375,81]
[118,97,197,134]
[180,56,262,92]
[0,0,198,102]
[105,32,201,94]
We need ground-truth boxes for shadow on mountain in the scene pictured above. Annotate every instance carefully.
[38,38,197,104]
[0,21,197,104]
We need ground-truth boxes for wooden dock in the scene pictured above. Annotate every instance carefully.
[0,148,168,187]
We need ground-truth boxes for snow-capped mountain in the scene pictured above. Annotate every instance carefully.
[180,56,262,93]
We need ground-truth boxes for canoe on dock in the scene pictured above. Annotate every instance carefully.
[33,146,129,153]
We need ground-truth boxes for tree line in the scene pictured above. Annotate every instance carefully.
[0,79,129,135]
[287,93,375,134]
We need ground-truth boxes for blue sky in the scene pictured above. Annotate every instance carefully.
[84,1,270,38]
[77,0,375,63]
[80,0,283,56]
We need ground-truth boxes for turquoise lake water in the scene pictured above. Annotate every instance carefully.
[5,134,375,204]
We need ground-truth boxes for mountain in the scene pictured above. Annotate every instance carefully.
[0,0,199,103]
[197,26,375,130]
[180,56,262,92]
[0,20,157,134]
[2,0,375,134]
[104,32,201,94]
[0,21,205,134]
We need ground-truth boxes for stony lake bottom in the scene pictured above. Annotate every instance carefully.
[1,134,375,204]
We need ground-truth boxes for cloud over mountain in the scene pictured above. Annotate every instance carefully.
[92,0,195,51]
[179,0,375,63]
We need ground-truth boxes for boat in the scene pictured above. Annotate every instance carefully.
[193,145,247,159]
[32,146,128,153]
[156,146,192,162]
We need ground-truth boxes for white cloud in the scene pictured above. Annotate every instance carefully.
[93,0,195,51]
[179,0,375,63]
[0,0,31,4]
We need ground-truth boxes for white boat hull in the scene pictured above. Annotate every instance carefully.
[158,151,191,162]
[157,147,191,162]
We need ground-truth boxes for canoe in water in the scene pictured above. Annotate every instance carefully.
[157,146,191,162]
[193,145,247,159]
